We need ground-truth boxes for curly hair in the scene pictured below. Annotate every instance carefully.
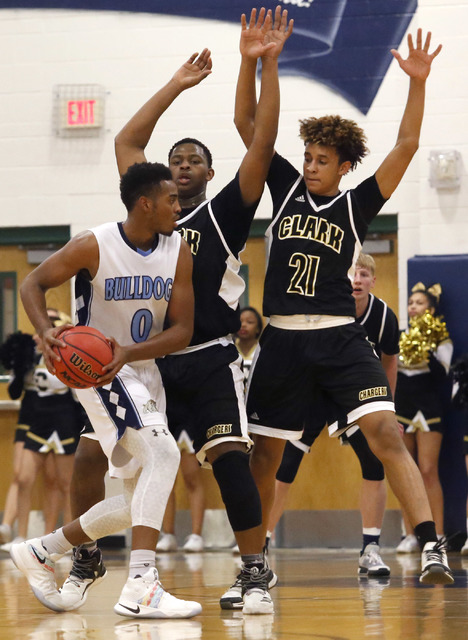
[299,115,369,170]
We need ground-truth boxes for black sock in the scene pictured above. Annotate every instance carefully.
[361,533,380,554]
[414,521,437,550]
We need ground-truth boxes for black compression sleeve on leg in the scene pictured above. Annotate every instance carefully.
[275,441,305,484]
[212,450,262,532]
[347,429,385,481]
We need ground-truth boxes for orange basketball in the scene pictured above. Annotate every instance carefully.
[53,326,113,389]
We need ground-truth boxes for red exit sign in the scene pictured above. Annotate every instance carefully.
[67,99,97,127]
[62,97,103,129]
[55,85,105,136]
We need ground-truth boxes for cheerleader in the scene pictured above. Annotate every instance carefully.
[395,283,453,552]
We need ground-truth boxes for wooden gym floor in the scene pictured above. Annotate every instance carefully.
[0,547,467,639]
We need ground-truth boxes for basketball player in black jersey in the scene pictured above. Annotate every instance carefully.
[63,8,294,615]
[267,253,400,577]
[235,20,452,584]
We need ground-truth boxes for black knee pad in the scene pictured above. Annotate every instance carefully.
[212,450,262,532]
[276,442,305,484]
[347,429,385,481]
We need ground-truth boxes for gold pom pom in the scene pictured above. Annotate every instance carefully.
[398,311,449,367]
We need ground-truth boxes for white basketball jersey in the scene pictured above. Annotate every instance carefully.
[75,222,181,362]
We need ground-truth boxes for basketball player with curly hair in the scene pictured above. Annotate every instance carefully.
[235,21,453,585]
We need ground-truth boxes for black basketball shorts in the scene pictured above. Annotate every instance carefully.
[158,342,252,467]
[247,322,394,439]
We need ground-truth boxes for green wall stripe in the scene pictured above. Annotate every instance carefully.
[0,226,70,245]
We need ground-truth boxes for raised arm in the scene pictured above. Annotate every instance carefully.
[115,50,212,177]
[237,6,294,205]
[235,5,293,150]
[375,29,442,199]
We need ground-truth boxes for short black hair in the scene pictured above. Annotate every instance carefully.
[120,162,173,211]
[168,137,213,169]
[240,306,264,337]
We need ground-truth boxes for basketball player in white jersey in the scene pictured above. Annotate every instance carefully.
[11,162,203,618]
[235,18,453,585]
[60,8,293,616]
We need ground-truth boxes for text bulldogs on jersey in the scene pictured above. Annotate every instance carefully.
[104,275,173,301]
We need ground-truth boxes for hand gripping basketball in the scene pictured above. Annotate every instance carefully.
[52,326,113,389]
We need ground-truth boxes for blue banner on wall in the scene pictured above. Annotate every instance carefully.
[2,0,417,114]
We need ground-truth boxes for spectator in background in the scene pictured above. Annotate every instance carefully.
[395,284,453,552]
[235,306,263,384]
[0,310,82,551]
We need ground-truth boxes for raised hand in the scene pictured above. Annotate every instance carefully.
[263,5,294,59]
[391,29,442,81]
[239,7,275,60]
[171,48,212,90]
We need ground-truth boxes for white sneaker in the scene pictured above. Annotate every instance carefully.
[396,534,419,554]
[114,567,202,619]
[220,573,243,610]
[243,588,274,615]
[420,540,454,585]
[358,543,391,577]
[220,566,277,610]
[10,537,65,611]
[0,523,12,545]
[60,546,107,610]
[156,533,178,552]
[242,564,275,615]
[182,534,204,553]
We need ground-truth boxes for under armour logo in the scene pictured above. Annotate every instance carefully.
[152,428,169,437]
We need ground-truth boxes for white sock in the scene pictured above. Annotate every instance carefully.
[41,528,73,557]
[129,549,156,579]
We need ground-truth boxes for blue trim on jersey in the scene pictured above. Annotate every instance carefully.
[75,272,93,326]
[96,375,143,440]
[118,222,159,253]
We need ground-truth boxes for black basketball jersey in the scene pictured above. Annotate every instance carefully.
[358,293,400,359]
[177,173,258,346]
[263,153,386,317]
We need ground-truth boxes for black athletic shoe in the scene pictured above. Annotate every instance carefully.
[219,565,277,610]
[60,546,107,610]
[420,539,454,585]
